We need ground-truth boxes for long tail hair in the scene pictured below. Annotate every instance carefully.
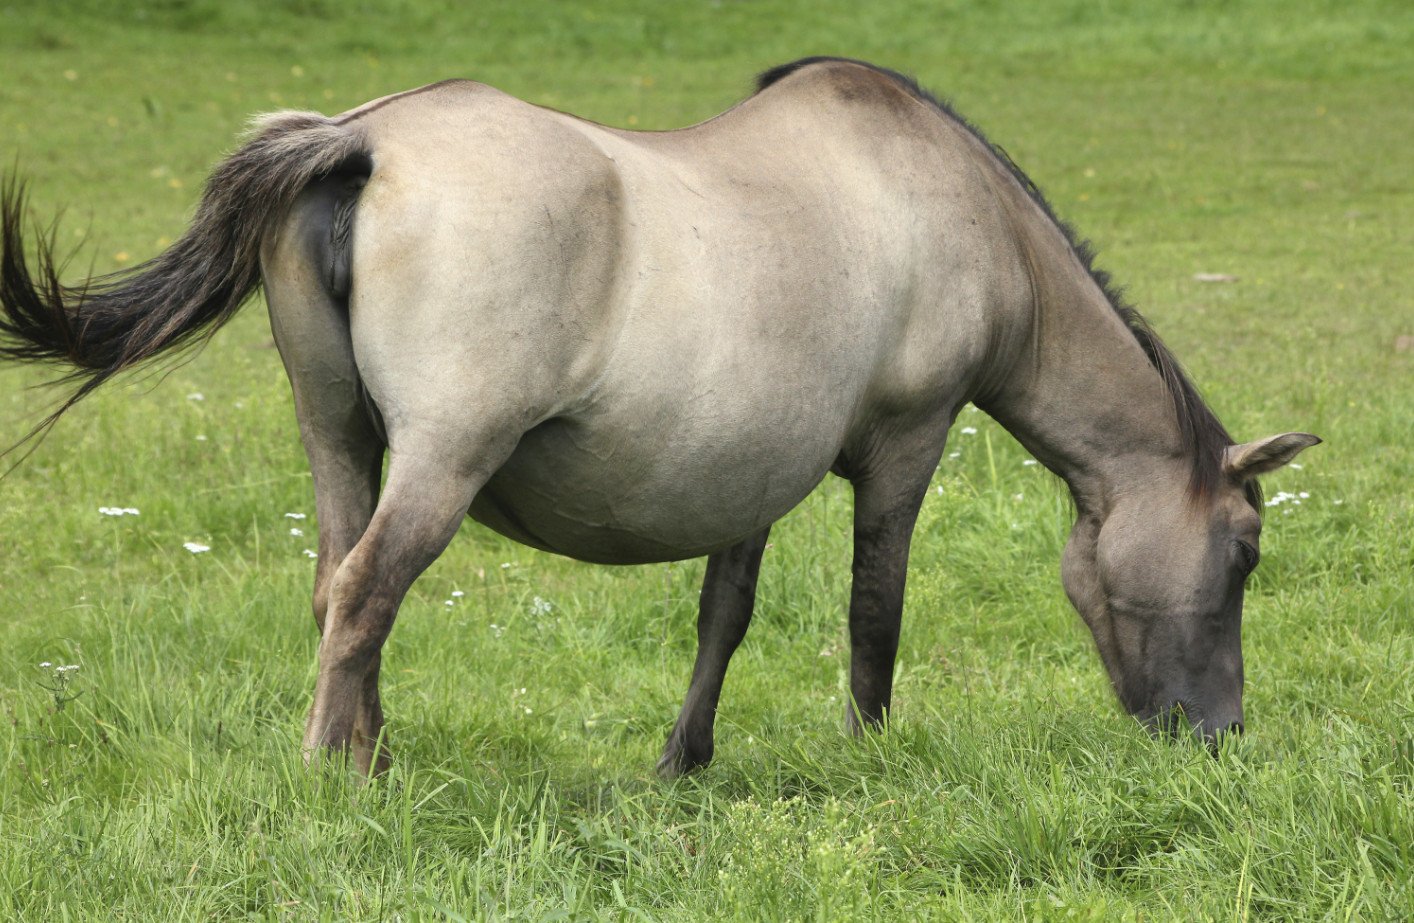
[0,111,368,446]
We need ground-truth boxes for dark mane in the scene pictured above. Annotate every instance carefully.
[757,57,1254,508]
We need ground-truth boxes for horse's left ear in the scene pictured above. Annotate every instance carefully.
[1224,432,1322,480]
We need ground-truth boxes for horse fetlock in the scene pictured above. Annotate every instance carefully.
[845,698,890,736]
[657,726,714,779]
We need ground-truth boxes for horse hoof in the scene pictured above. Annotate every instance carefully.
[656,740,712,779]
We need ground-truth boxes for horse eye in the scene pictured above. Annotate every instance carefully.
[1235,540,1260,576]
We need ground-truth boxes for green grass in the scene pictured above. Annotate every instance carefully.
[2,1,1411,918]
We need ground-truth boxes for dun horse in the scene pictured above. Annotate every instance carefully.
[1,58,1317,775]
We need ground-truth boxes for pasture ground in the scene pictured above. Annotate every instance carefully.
[1,1,1411,918]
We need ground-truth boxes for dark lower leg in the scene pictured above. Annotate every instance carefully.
[846,483,927,734]
[309,448,383,634]
[658,528,770,777]
[352,653,389,776]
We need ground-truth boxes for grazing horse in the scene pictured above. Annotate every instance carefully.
[0,58,1317,776]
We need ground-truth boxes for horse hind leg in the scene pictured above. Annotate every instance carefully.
[842,426,946,734]
[263,176,383,638]
[657,527,771,778]
[301,453,484,774]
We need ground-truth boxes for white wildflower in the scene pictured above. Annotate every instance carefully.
[39,661,52,668]
[289,527,304,536]
[186,392,204,401]
[303,549,318,559]
[500,562,511,569]
[451,590,464,598]
[183,542,210,553]
[948,451,960,459]
[195,435,208,442]
[445,600,455,607]
[99,506,140,516]
[284,512,307,520]
[960,426,978,435]
[1022,459,1038,467]
[530,596,553,616]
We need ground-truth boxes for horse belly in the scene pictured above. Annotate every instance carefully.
[467,406,842,565]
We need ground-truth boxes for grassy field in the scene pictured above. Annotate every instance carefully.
[2,0,1411,918]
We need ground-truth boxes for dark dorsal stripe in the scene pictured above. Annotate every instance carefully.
[756,57,1255,509]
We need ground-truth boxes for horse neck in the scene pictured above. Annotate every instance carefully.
[974,234,1187,514]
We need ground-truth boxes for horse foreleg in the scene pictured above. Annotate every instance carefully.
[844,437,940,734]
[302,456,480,775]
[657,527,771,778]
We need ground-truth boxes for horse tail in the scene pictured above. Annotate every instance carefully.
[0,111,369,443]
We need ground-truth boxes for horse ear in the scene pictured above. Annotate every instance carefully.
[1224,432,1322,480]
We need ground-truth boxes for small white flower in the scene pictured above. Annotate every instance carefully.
[1298,491,1310,499]
[289,527,303,537]
[186,392,204,401]
[39,661,52,668]
[960,426,978,435]
[99,506,140,517]
[195,435,208,442]
[445,600,455,607]
[1333,499,1344,505]
[183,542,210,554]
[524,707,532,715]
[59,664,79,673]
[284,512,307,520]
[451,590,464,598]
[948,451,960,459]
[530,596,553,615]
[1012,492,1024,501]
[500,562,511,569]
[1289,463,1303,470]
[935,485,944,495]
[1022,459,1038,467]
[303,549,318,559]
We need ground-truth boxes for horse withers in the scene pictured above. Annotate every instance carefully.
[0,58,1317,775]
